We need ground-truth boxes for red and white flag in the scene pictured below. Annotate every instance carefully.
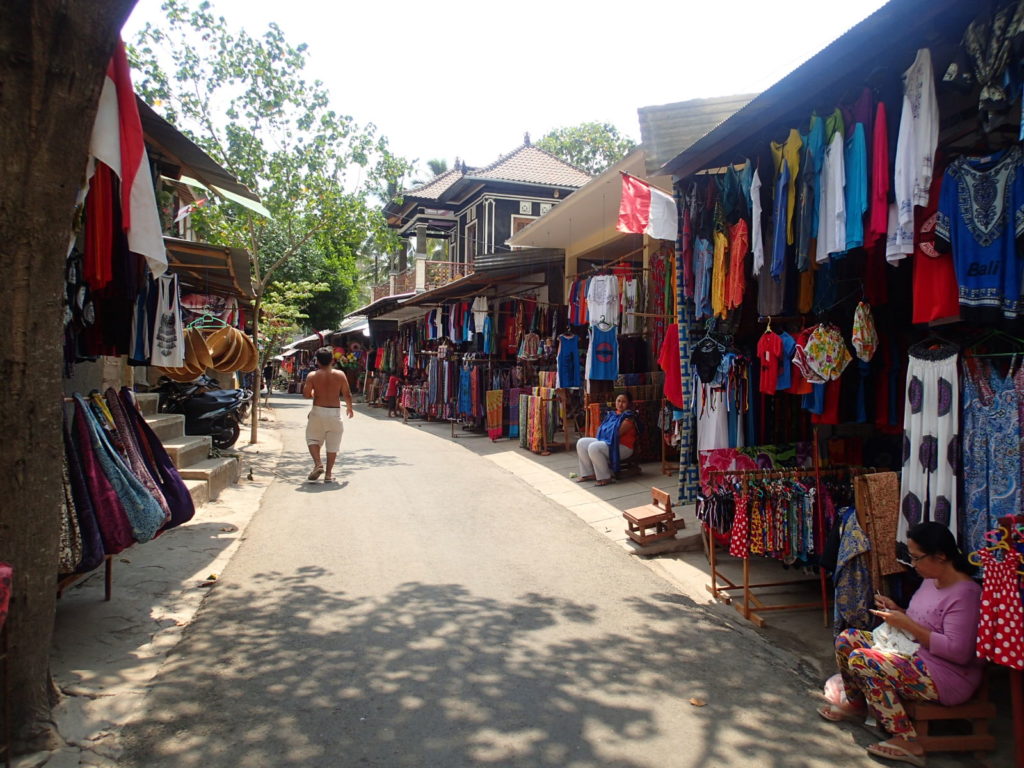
[87,40,167,276]
[616,172,677,241]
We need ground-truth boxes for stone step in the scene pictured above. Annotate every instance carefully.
[145,413,185,442]
[178,457,240,502]
[163,435,211,470]
[184,478,209,508]
[135,392,161,417]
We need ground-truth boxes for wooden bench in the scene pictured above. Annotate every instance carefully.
[903,671,996,754]
[623,488,681,546]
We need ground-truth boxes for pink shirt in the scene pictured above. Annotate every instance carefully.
[906,578,985,705]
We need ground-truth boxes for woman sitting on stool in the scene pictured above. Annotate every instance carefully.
[819,521,983,767]
[575,392,637,487]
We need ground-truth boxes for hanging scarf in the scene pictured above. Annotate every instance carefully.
[596,409,638,472]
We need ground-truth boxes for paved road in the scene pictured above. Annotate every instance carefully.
[121,397,881,767]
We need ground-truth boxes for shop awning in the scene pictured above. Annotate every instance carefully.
[347,292,417,319]
[330,315,369,338]
[138,98,268,215]
[164,237,255,301]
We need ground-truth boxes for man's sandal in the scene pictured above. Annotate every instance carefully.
[308,465,324,480]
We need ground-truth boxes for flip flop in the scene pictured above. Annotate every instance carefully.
[307,465,324,480]
[575,476,595,483]
[865,740,926,767]
[817,704,865,723]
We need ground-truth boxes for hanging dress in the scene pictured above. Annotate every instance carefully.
[898,344,959,543]
[975,548,1024,670]
[556,334,581,388]
[962,361,1022,556]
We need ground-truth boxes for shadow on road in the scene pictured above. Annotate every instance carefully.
[120,567,865,767]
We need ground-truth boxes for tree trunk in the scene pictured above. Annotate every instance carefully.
[0,1,137,750]
[249,294,262,444]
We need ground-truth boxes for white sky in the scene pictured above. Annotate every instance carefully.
[123,0,891,175]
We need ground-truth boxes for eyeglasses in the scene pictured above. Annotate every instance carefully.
[909,552,931,563]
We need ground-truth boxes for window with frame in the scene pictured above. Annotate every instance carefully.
[464,221,478,265]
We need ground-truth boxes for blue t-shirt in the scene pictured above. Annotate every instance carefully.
[776,331,796,390]
[937,145,1024,321]
[771,162,790,280]
[844,123,868,250]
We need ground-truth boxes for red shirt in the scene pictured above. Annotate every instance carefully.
[757,332,783,394]
[658,324,684,409]
[386,375,400,397]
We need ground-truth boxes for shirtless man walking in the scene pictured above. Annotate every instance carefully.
[302,347,354,482]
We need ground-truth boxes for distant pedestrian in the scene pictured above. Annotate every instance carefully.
[385,373,402,417]
[302,347,353,483]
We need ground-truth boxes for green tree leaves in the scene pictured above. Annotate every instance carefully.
[536,122,637,176]
[128,0,410,322]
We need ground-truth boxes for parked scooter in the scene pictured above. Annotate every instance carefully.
[156,376,252,449]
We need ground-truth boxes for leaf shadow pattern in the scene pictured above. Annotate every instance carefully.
[120,569,877,768]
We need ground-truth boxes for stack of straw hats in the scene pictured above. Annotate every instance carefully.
[156,326,257,382]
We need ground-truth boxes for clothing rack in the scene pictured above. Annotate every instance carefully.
[565,246,646,280]
[701,463,875,628]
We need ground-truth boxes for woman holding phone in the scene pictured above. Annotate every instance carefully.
[818,522,983,766]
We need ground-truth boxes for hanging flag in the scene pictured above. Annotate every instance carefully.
[173,198,208,224]
[617,172,677,241]
[87,39,167,276]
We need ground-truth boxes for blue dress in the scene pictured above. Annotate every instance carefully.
[556,334,581,388]
[963,363,1021,556]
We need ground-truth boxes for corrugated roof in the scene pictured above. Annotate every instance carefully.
[468,145,591,188]
[637,94,757,176]
[403,168,465,201]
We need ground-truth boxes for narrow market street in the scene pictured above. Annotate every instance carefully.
[116,395,882,768]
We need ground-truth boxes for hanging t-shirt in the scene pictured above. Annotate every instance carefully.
[867,101,891,246]
[694,237,714,320]
[726,219,748,310]
[770,162,790,280]
[586,325,618,381]
[844,123,868,250]
[816,130,847,262]
[936,145,1024,321]
[711,231,729,318]
[895,48,939,227]
[912,154,960,323]
[621,278,640,334]
[658,323,684,409]
[797,115,826,269]
[472,296,489,328]
[586,274,619,326]
[751,167,765,273]
[770,128,803,244]
[757,331,784,394]
[776,331,796,390]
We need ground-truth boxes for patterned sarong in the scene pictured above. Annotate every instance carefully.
[486,390,503,441]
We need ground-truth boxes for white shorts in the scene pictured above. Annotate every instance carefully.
[306,406,344,452]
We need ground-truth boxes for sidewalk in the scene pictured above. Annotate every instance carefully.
[26,408,286,768]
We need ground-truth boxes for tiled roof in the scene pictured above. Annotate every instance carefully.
[637,94,757,176]
[469,145,591,188]
[404,168,465,200]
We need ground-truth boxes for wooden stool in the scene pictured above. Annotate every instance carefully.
[903,672,996,754]
[623,488,680,546]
